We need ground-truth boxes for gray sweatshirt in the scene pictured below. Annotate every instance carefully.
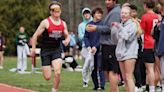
[111,19,139,61]
[96,4,121,45]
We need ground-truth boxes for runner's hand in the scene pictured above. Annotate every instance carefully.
[62,40,69,46]
[30,50,35,57]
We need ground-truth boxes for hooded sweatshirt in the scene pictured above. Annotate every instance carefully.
[111,19,138,61]
[78,8,93,47]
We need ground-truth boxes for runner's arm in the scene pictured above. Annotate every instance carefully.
[31,19,47,52]
[62,21,70,46]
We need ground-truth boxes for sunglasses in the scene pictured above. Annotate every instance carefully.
[50,8,61,12]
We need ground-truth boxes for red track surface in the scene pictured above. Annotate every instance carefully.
[0,83,35,92]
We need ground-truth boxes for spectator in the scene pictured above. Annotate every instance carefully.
[78,7,93,87]
[84,7,105,90]
[111,6,138,92]
[86,0,121,92]
[15,26,30,73]
[0,32,5,69]
[77,7,93,60]
[129,4,145,91]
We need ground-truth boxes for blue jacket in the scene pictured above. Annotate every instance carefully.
[158,16,164,56]
[78,8,93,47]
[84,21,101,49]
[69,33,76,47]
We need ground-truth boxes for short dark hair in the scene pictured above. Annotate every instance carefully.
[129,4,138,11]
[48,1,61,10]
[113,0,118,4]
[144,0,155,9]
[91,7,103,17]
[83,10,91,15]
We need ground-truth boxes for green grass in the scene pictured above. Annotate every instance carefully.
[0,57,125,92]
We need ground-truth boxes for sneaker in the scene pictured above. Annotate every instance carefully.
[138,87,143,92]
[18,70,25,74]
[83,82,88,87]
[142,85,149,92]
[65,57,73,63]
[156,86,162,92]
[146,85,149,92]
[66,67,74,72]
[118,81,124,86]
[135,87,139,92]
[0,66,3,69]
[93,87,104,91]
[93,87,98,90]
[101,87,105,90]
[18,70,30,74]
[9,68,17,72]
[74,68,82,72]
[76,65,82,68]
[141,85,146,90]
[52,88,57,92]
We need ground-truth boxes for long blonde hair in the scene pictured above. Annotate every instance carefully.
[132,18,143,37]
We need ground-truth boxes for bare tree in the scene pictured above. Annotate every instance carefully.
[68,0,75,32]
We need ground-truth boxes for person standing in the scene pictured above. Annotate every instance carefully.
[31,1,70,92]
[78,7,93,87]
[15,26,29,73]
[84,7,105,90]
[158,1,164,92]
[140,1,159,92]
[111,6,138,92]
[78,8,93,51]
[129,4,145,91]
[86,0,121,92]
[0,32,5,69]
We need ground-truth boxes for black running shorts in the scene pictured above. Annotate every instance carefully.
[101,45,119,73]
[40,48,62,66]
[142,49,155,63]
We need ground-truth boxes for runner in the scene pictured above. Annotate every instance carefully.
[31,1,70,92]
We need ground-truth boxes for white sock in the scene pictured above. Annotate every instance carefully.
[157,81,161,86]
[149,86,155,92]
[52,88,58,92]
[162,84,164,92]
